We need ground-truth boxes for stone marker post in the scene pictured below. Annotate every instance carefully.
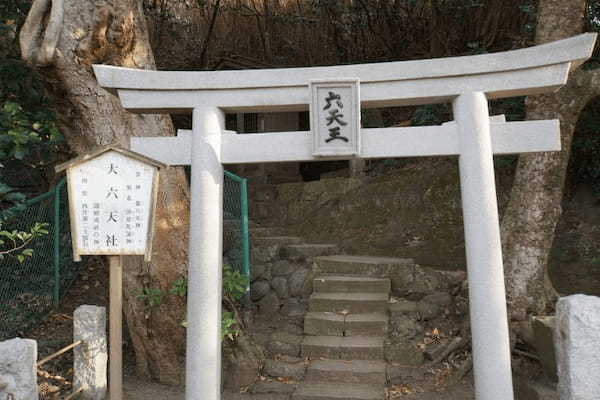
[0,338,38,400]
[555,294,600,400]
[74,305,108,400]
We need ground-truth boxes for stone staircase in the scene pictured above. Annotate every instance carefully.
[292,255,400,400]
[245,226,447,400]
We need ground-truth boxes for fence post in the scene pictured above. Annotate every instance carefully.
[53,179,65,306]
[240,177,250,293]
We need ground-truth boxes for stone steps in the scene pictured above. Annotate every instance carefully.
[313,275,391,293]
[282,244,339,261]
[250,226,286,237]
[292,382,384,400]
[314,255,413,277]
[301,336,384,360]
[309,292,388,314]
[304,312,387,337]
[252,236,303,246]
[305,359,386,384]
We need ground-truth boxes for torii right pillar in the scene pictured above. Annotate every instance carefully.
[454,92,513,400]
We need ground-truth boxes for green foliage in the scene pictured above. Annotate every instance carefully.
[222,263,248,302]
[136,286,165,311]
[221,311,238,341]
[411,104,451,127]
[0,221,49,262]
[171,263,248,340]
[169,276,187,297]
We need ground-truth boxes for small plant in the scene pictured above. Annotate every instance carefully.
[136,287,164,312]
[175,264,249,341]
[0,221,49,262]
[221,311,237,341]
[169,276,187,297]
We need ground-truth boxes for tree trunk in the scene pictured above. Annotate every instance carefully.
[501,0,591,321]
[20,0,189,384]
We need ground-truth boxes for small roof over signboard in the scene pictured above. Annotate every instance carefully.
[55,145,168,173]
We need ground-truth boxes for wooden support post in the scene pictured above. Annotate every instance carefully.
[109,255,123,400]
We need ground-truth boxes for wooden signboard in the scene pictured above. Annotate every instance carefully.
[56,146,164,261]
[56,146,166,400]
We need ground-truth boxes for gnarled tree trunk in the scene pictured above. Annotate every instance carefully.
[501,0,599,322]
[20,0,189,384]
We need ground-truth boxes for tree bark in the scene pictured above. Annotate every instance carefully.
[501,0,593,321]
[20,0,189,384]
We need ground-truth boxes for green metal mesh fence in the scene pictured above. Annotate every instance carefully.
[0,179,81,340]
[223,171,250,289]
[0,171,250,340]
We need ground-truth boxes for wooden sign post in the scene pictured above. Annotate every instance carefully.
[56,146,165,400]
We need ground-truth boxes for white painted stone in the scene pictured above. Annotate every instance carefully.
[555,295,600,400]
[93,33,599,400]
[74,305,107,400]
[130,119,560,166]
[309,79,360,157]
[454,92,513,400]
[93,34,595,113]
[0,338,38,400]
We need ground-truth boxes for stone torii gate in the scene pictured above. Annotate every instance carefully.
[93,33,596,400]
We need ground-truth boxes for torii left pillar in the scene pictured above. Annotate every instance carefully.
[186,107,224,400]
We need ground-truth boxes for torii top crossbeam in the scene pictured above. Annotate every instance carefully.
[94,33,595,113]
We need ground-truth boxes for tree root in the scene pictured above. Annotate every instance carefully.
[20,0,64,66]
[429,335,469,365]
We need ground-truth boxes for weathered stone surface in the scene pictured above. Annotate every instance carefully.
[251,381,297,394]
[313,276,391,293]
[289,268,310,297]
[282,244,338,262]
[0,338,38,400]
[268,332,303,357]
[252,280,272,301]
[345,314,388,337]
[280,298,306,318]
[253,245,281,264]
[74,305,107,400]
[272,277,290,300]
[555,295,600,400]
[516,378,558,400]
[292,382,383,400]
[315,255,410,278]
[306,359,386,384]
[388,315,423,341]
[389,299,418,316]
[389,264,449,300]
[308,292,388,314]
[226,394,290,400]
[272,260,295,277]
[531,316,557,381]
[263,359,306,381]
[259,291,281,316]
[386,365,425,385]
[416,301,441,321]
[252,264,267,282]
[384,340,424,366]
[304,312,345,336]
[302,336,384,360]
[421,292,453,307]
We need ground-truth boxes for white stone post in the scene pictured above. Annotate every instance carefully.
[73,305,107,400]
[555,294,600,400]
[0,338,38,400]
[186,107,224,400]
[453,92,514,400]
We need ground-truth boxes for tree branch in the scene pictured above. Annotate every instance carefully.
[19,0,64,66]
